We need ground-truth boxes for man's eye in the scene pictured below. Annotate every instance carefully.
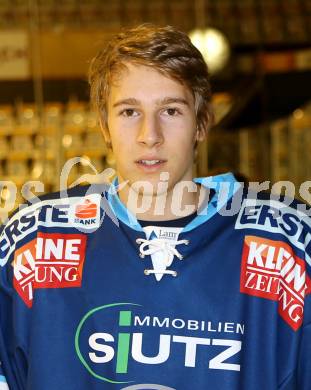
[120,109,138,117]
[164,108,180,116]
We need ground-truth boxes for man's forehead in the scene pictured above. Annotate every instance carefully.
[109,71,193,107]
[109,64,193,106]
[111,62,188,88]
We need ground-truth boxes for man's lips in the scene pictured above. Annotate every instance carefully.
[135,159,166,166]
[135,158,167,170]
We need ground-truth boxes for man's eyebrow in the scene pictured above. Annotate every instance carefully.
[112,98,140,108]
[157,97,189,106]
[112,97,190,108]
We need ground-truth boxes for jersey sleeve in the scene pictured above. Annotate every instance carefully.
[283,215,311,389]
[0,245,15,389]
[290,212,311,389]
[296,288,311,389]
[0,221,30,390]
[296,205,311,388]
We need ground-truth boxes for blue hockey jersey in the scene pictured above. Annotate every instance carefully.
[0,173,310,389]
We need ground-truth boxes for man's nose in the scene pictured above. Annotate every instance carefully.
[136,115,164,147]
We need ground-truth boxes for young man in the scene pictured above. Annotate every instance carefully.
[0,24,310,389]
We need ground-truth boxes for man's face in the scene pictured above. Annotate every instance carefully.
[104,62,200,195]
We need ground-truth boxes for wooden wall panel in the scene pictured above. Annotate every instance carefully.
[30,29,117,78]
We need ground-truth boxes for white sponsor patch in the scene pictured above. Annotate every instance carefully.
[235,199,311,266]
[0,194,101,266]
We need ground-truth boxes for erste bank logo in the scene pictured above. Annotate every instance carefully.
[75,303,244,386]
[74,199,98,221]
[13,232,87,307]
[240,235,311,331]
[69,195,100,228]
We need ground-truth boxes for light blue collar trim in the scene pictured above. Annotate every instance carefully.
[107,179,142,231]
[107,173,241,233]
[183,172,241,232]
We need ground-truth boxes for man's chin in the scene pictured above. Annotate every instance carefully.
[131,185,158,198]
[131,180,173,197]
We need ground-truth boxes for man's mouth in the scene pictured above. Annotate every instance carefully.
[135,158,167,171]
[136,159,165,166]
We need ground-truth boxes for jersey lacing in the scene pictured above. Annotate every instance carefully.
[136,238,189,277]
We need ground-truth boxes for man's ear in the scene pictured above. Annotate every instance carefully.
[99,117,112,147]
[195,126,206,142]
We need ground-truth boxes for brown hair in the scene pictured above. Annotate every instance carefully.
[89,24,214,138]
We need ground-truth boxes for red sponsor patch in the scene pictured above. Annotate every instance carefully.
[240,235,311,331]
[75,199,97,219]
[12,232,87,308]
[13,239,36,308]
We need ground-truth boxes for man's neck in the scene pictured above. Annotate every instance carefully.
[117,181,205,222]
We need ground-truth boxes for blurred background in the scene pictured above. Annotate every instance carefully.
[0,0,310,217]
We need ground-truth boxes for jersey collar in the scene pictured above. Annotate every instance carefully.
[107,172,241,232]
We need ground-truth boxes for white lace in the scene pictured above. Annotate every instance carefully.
[136,238,189,277]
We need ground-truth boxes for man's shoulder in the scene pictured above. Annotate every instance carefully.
[239,188,310,218]
[3,182,113,220]
[0,183,113,267]
[235,188,311,264]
